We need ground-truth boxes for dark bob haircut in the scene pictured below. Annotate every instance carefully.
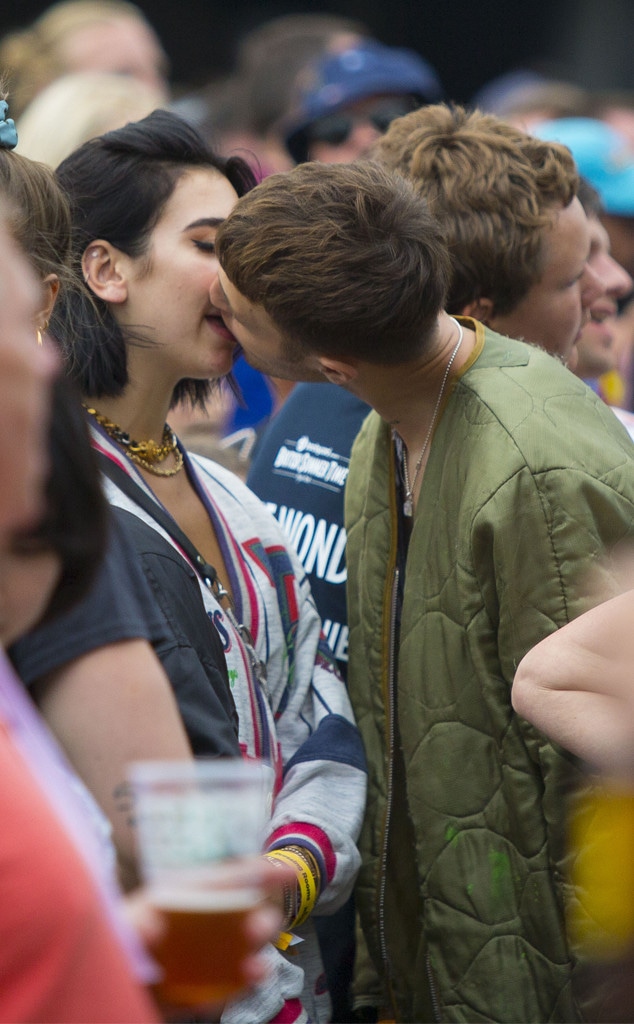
[52,108,257,407]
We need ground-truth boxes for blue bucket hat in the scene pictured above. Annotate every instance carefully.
[284,40,443,163]
[535,117,634,217]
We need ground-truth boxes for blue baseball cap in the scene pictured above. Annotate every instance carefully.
[284,40,443,163]
[535,117,634,217]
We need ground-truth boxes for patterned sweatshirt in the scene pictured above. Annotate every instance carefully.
[91,424,367,1024]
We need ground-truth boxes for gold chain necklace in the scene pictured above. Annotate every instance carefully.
[84,406,184,477]
[398,317,464,517]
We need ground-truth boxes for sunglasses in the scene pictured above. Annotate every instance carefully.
[306,97,420,148]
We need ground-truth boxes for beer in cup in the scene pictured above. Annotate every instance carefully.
[128,758,274,1006]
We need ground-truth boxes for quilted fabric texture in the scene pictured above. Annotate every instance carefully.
[345,321,634,1023]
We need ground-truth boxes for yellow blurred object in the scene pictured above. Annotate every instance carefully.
[599,369,627,408]
[569,780,634,957]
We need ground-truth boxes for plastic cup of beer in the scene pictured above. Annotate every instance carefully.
[128,758,274,1007]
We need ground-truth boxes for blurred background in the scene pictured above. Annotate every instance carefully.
[5,0,634,464]
[3,0,634,103]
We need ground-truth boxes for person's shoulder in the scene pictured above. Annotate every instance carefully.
[251,383,370,460]
[454,327,634,476]
[465,325,607,409]
[470,324,561,377]
[273,381,366,416]
[9,517,167,686]
[248,384,371,506]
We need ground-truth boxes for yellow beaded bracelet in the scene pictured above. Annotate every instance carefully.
[265,848,318,929]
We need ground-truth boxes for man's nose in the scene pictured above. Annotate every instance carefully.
[209,276,225,309]
[607,254,634,301]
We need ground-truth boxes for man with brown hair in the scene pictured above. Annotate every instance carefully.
[213,158,634,1023]
[373,102,601,366]
[246,104,604,686]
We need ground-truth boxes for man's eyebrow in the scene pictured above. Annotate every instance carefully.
[185,217,225,230]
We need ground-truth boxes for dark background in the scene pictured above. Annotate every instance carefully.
[3,0,634,104]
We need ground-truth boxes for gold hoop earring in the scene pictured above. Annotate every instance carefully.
[36,319,49,346]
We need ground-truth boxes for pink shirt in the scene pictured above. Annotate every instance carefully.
[0,649,158,1021]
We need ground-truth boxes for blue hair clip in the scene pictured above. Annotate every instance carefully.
[0,100,18,150]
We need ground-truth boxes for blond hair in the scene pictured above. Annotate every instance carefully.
[0,0,163,117]
[16,71,165,167]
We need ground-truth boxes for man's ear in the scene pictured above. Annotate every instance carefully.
[82,241,128,303]
[460,296,495,324]
[316,355,359,386]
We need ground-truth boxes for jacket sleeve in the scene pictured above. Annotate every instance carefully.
[473,463,634,685]
[259,526,367,915]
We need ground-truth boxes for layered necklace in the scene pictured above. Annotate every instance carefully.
[397,317,464,517]
[84,406,184,477]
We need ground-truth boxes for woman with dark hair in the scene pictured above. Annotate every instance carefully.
[46,108,365,1024]
[0,100,292,1023]
[0,106,210,883]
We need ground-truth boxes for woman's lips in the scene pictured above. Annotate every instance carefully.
[206,313,236,343]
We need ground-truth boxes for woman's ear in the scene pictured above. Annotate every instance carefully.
[82,241,128,303]
[36,273,60,332]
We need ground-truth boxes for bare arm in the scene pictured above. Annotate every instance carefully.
[32,638,192,890]
[512,589,634,777]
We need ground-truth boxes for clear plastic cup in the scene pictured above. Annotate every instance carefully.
[128,758,274,1006]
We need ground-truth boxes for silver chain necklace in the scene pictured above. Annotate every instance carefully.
[399,317,464,517]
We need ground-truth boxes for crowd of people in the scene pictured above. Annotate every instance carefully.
[2,1,634,1022]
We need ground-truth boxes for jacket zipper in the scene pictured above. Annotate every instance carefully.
[426,952,442,1022]
[378,567,399,1003]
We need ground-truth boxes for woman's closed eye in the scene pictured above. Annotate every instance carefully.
[193,239,216,254]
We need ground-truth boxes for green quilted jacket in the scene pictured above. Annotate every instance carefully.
[345,321,634,1023]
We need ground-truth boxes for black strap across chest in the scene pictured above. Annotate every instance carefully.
[96,451,221,592]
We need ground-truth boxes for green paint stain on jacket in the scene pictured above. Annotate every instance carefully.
[445,824,459,843]
[489,849,513,906]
